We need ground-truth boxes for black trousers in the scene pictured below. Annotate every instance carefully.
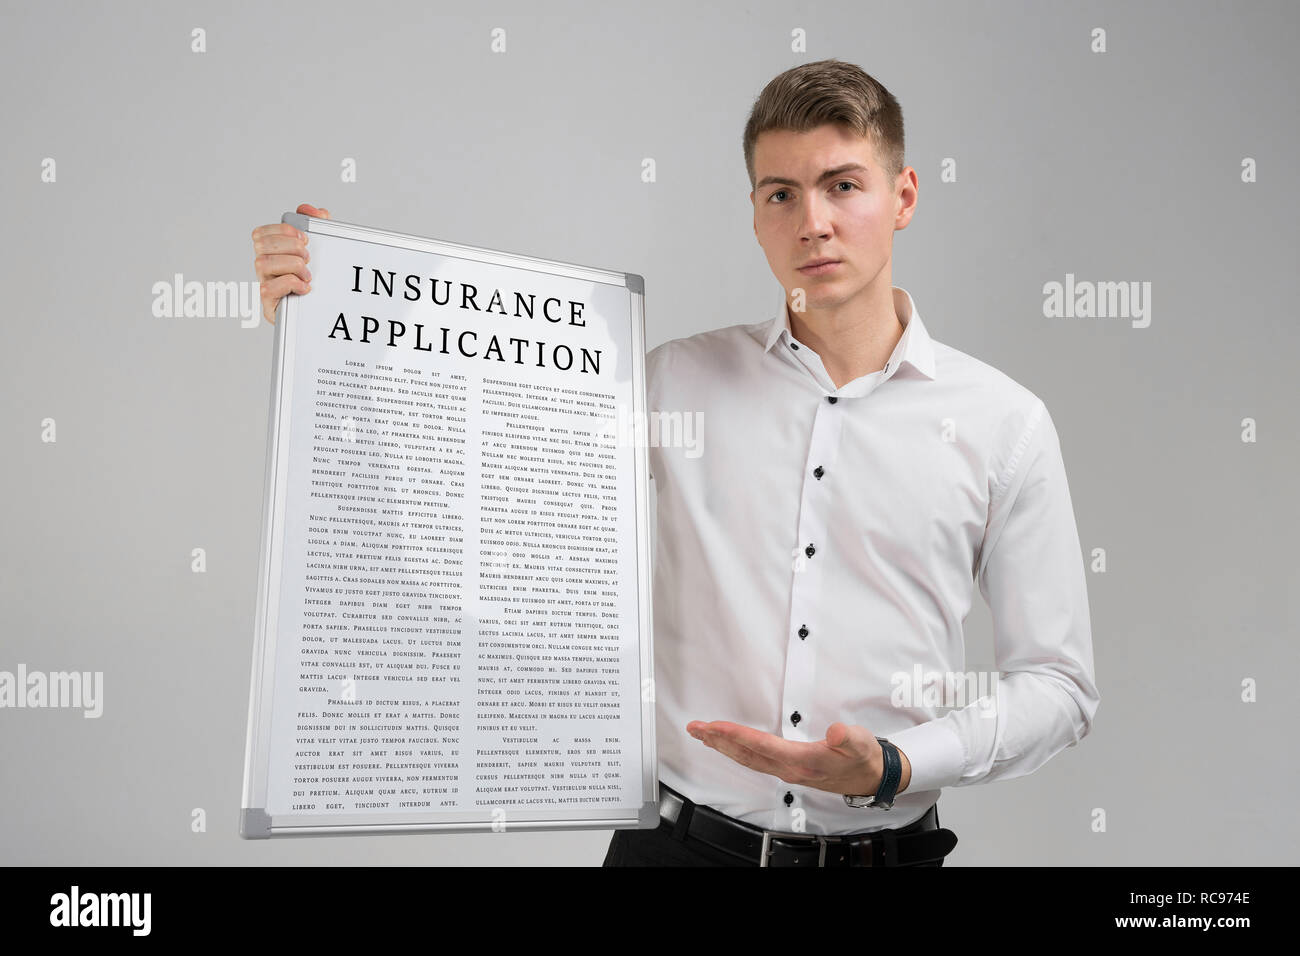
[603,799,946,867]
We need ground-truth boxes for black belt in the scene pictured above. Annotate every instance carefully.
[658,783,958,867]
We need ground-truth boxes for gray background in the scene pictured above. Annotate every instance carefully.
[1,0,1296,865]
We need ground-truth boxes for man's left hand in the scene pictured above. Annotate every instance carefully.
[686,720,911,797]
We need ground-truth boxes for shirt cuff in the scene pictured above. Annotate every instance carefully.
[887,720,966,795]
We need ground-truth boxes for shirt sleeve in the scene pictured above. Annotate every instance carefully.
[886,398,1100,795]
[644,341,672,484]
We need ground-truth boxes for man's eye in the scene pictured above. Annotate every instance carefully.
[769,190,789,203]
[834,181,857,193]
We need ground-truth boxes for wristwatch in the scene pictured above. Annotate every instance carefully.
[843,736,902,810]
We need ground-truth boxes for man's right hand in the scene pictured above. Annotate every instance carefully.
[252,202,333,324]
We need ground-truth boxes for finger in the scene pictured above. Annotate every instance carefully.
[700,720,805,765]
[252,221,308,245]
[699,721,860,785]
[260,272,311,321]
[252,230,310,261]
[695,721,827,782]
[825,721,871,755]
[260,271,311,300]
[296,202,331,220]
[254,253,311,285]
[700,732,792,780]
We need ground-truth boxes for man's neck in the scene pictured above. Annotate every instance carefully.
[787,284,904,390]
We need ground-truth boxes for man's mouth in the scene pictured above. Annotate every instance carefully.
[798,258,842,275]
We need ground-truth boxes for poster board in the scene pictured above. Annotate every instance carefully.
[241,212,657,837]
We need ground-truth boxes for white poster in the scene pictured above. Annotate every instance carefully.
[241,215,657,837]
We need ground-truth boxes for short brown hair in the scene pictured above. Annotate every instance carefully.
[742,59,905,190]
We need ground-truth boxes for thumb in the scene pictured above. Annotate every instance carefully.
[825,722,871,756]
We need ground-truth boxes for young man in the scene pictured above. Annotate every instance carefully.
[602,59,1098,867]
[250,59,1099,868]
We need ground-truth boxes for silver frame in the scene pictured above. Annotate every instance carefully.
[240,212,658,838]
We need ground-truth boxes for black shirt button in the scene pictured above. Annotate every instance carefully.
[790,711,802,726]
[827,396,838,404]
[798,625,808,639]
[804,544,815,558]
[790,341,799,350]
[813,465,824,479]
[784,791,794,806]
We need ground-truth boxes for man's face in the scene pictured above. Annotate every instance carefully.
[750,123,916,317]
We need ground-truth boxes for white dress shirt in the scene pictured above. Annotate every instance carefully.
[645,286,1099,835]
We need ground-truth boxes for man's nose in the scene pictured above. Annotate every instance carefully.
[796,196,832,240]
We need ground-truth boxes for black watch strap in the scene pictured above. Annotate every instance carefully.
[872,736,902,809]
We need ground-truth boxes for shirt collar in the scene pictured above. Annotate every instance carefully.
[761,286,937,381]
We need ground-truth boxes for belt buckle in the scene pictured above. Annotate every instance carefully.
[759,829,830,867]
